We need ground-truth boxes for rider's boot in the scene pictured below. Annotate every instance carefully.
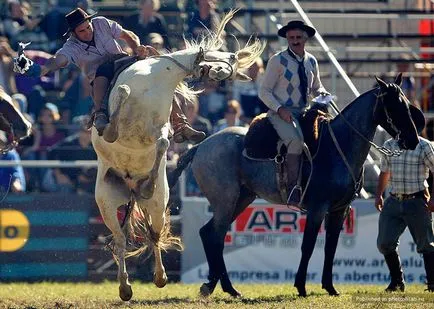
[170,96,206,144]
[89,76,110,136]
[286,153,303,207]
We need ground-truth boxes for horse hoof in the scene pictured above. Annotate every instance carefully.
[200,283,214,297]
[322,285,340,296]
[295,284,307,297]
[154,272,167,288]
[119,284,133,301]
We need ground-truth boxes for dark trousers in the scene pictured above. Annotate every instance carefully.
[377,195,434,255]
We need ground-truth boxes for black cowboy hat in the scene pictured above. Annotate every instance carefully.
[63,7,97,37]
[278,20,316,38]
[409,105,426,134]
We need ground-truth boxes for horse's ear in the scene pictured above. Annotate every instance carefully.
[236,71,252,81]
[394,73,403,86]
[375,76,388,90]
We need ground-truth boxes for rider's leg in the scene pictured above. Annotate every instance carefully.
[91,76,110,136]
[171,96,206,143]
[267,110,303,206]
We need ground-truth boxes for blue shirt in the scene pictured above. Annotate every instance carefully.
[0,150,26,192]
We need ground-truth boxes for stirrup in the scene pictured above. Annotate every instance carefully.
[287,185,302,206]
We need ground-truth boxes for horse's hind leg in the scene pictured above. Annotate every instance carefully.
[321,209,347,296]
[294,206,327,297]
[99,204,132,301]
[219,186,256,297]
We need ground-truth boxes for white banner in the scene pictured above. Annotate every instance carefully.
[181,198,429,284]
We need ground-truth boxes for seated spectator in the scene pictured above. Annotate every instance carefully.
[123,0,171,50]
[35,103,66,161]
[0,36,17,94]
[43,116,97,193]
[213,99,247,133]
[148,32,166,53]
[3,0,50,52]
[0,131,26,193]
[231,57,266,123]
[186,0,225,49]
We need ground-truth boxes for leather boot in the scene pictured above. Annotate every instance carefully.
[423,252,434,292]
[170,97,205,143]
[93,109,109,136]
[384,252,405,292]
[285,153,303,206]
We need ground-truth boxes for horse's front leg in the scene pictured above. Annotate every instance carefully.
[321,209,347,296]
[140,134,169,199]
[295,205,328,297]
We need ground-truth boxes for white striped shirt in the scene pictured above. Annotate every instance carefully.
[380,137,434,194]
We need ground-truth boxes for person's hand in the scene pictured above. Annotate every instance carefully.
[277,106,293,123]
[375,195,384,212]
[135,45,159,59]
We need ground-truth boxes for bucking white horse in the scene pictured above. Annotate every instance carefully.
[91,10,266,301]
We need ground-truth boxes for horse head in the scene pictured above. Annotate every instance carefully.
[375,74,420,150]
[188,9,265,82]
[0,90,32,153]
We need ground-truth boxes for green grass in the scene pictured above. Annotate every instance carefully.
[0,282,433,308]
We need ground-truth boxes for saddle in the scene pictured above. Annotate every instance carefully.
[107,55,138,96]
[244,106,328,160]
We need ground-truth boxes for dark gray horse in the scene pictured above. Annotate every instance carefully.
[169,75,420,297]
[0,89,32,153]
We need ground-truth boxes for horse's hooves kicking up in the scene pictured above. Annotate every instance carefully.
[322,285,340,296]
[199,282,217,297]
[295,284,307,297]
[119,284,133,301]
[153,272,168,288]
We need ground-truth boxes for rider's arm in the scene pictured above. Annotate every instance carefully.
[310,56,328,97]
[119,29,141,56]
[258,54,283,112]
[40,53,68,77]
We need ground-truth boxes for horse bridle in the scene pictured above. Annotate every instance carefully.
[150,47,235,80]
[329,89,404,157]
[0,113,18,154]
[326,89,403,190]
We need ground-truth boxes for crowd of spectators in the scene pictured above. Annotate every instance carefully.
[0,0,266,196]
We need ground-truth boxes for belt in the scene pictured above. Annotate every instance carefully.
[390,190,426,201]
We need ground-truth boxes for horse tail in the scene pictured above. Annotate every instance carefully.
[125,202,183,260]
[168,145,198,189]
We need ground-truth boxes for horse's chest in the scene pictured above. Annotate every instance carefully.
[109,153,154,175]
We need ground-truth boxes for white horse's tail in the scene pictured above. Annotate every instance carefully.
[103,85,131,143]
[123,202,183,260]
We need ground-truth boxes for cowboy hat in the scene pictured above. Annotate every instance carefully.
[63,7,97,37]
[278,20,316,38]
[409,105,425,134]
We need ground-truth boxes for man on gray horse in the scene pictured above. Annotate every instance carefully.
[259,20,329,206]
[14,8,205,143]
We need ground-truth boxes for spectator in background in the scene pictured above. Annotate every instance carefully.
[197,79,226,124]
[232,56,266,124]
[0,131,26,193]
[213,99,247,133]
[3,0,50,52]
[183,95,212,138]
[396,54,417,104]
[186,0,224,49]
[0,36,17,94]
[123,0,171,50]
[148,32,166,53]
[35,102,66,161]
[44,116,97,193]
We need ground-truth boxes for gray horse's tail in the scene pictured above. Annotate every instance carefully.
[168,145,198,188]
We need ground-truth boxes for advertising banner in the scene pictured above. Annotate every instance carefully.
[181,198,428,284]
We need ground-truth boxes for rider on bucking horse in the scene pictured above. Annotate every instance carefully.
[14,7,206,144]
